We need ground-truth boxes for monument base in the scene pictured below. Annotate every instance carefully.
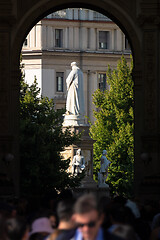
[80,175,98,188]
[63,114,87,127]
[98,183,109,188]
[62,116,110,199]
[72,184,110,200]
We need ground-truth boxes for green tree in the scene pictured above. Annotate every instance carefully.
[90,55,134,197]
[19,74,83,196]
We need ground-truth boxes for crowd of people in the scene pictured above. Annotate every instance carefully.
[0,190,160,240]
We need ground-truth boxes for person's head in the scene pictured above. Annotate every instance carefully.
[102,150,107,155]
[76,149,81,156]
[58,189,74,201]
[0,201,17,219]
[29,217,53,240]
[71,62,77,68]
[151,213,160,230]
[4,217,29,240]
[112,224,137,240]
[109,204,135,226]
[57,199,75,229]
[48,212,58,229]
[73,194,104,240]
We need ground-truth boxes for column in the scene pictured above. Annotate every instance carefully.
[80,9,85,20]
[0,22,21,195]
[68,27,73,49]
[88,72,97,123]
[42,25,46,49]
[74,27,79,49]
[66,9,73,20]
[90,28,96,50]
[114,29,117,51]
[36,22,42,49]
[30,26,35,48]
[116,29,123,51]
[80,27,87,50]
[64,27,68,48]
[74,8,78,20]
[47,26,51,49]
[88,10,94,20]
[111,29,115,51]
[83,72,88,117]
[52,27,55,48]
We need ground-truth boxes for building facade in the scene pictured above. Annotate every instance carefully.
[22,8,131,123]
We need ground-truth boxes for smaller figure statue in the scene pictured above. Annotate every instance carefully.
[72,149,85,175]
[98,150,110,187]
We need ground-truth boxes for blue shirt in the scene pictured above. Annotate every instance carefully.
[74,227,104,240]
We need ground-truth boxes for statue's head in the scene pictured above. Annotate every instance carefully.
[71,62,77,67]
[102,150,107,155]
[77,149,81,155]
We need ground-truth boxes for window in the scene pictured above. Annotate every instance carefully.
[56,72,64,92]
[98,73,106,91]
[55,29,63,47]
[99,31,109,49]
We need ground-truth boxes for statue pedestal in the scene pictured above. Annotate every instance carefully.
[62,114,110,198]
[62,122,94,177]
[63,114,86,127]
[73,176,110,199]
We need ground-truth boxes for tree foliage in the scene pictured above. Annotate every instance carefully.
[90,55,134,197]
[19,72,82,196]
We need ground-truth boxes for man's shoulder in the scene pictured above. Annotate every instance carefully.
[56,229,76,240]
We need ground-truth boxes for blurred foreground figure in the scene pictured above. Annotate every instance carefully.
[47,199,76,240]
[111,224,138,240]
[4,217,29,240]
[29,217,53,240]
[73,194,123,240]
[150,213,160,240]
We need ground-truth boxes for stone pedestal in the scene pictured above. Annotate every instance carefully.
[63,114,86,126]
[62,114,110,198]
[62,122,95,178]
[72,178,110,199]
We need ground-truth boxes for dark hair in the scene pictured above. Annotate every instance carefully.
[109,204,135,225]
[29,232,48,240]
[74,194,98,214]
[57,199,75,221]
[5,217,28,240]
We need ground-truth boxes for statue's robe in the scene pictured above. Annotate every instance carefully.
[66,66,85,115]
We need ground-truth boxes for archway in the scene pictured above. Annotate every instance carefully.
[12,2,141,69]
[10,0,143,197]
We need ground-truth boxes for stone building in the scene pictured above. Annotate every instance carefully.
[22,8,131,123]
[1,0,160,200]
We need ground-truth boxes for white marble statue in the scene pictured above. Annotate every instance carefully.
[72,149,85,175]
[66,62,85,116]
[98,150,110,187]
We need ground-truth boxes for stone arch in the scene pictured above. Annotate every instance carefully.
[10,0,144,196]
[11,1,141,73]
